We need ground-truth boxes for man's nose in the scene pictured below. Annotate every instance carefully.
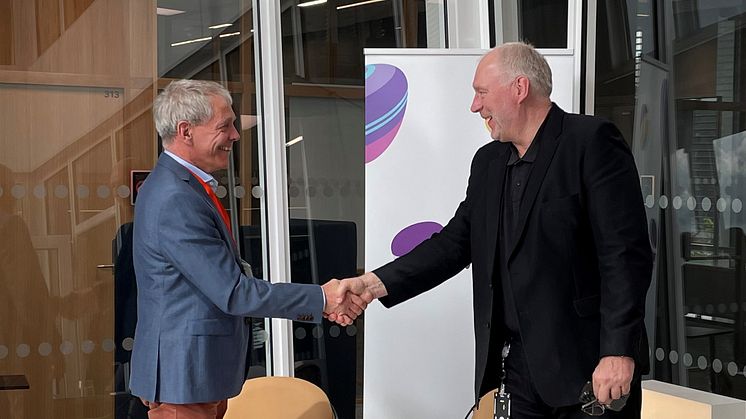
[470,96,481,113]
[230,125,240,141]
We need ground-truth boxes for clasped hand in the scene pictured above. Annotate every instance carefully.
[321,274,381,326]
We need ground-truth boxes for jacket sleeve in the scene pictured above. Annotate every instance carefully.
[374,146,493,307]
[582,121,653,358]
[156,192,325,322]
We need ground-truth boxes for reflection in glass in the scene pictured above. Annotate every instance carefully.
[596,0,746,401]
[281,1,444,417]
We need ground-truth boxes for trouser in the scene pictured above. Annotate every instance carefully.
[480,337,642,419]
[145,400,228,419]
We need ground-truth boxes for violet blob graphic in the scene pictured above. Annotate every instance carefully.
[365,63,408,163]
[391,221,443,257]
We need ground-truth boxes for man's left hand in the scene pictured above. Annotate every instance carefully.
[592,356,635,405]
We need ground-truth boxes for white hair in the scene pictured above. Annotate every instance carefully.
[153,79,233,145]
[495,42,553,98]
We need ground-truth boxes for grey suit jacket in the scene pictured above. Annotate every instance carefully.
[129,153,324,403]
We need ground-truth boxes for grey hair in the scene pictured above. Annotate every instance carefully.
[154,79,233,145]
[495,42,552,98]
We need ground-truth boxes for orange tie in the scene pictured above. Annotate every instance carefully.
[189,171,233,236]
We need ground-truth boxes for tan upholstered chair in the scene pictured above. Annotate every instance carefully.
[472,389,498,419]
[223,376,335,419]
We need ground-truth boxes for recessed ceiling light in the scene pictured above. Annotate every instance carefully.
[157,7,185,16]
[170,36,212,47]
[298,0,327,7]
[337,0,385,10]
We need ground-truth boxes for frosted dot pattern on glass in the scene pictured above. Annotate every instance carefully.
[295,327,306,340]
[60,341,74,355]
[33,185,46,198]
[682,353,692,367]
[38,342,52,356]
[252,186,263,198]
[77,184,89,198]
[11,185,26,199]
[116,185,131,198]
[312,326,323,339]
[16,344,30,358]
[55,184,68,198]
[81,340,95,354]
[346,325,358,337]
[97,185,110,198]
[329,326,341,338]
[122,337,134,351]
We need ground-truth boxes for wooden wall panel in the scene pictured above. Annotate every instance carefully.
[63,0,95,30]
[10,0,38,68]
[0,1,12,65]
[34,0,61,56]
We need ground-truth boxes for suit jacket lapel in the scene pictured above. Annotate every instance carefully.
[484,149,510,280]
[508,105,564,261]
[158,153,240,258]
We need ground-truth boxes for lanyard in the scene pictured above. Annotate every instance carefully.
[188,171,233,236]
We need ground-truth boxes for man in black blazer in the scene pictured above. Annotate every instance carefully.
[342,43,653,417]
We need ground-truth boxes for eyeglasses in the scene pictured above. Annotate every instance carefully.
[579,381,629,416]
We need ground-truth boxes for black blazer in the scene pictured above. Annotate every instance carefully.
[375,104,653,407]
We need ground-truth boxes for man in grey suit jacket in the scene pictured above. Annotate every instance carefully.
[130,79,362,419]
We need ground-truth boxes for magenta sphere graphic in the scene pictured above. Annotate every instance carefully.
[365,63,408,163]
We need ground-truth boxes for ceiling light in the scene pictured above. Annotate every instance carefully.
[286,136,304,147]
[298,0,327,7]
[209,23,233,29]
[156,7,185,16]
[219,32,241,38]
[170,36,212,47]
[241,115,257,130]
[337,0,385,10]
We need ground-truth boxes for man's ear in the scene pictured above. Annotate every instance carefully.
[177,121,192,144]
[514,75,530,103]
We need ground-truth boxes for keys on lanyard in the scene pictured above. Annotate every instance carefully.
[493,342,511,419]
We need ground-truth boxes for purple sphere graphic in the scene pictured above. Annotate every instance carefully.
[365,63,408,163]
[391,221,443,257]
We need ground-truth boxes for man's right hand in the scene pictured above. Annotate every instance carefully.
[140,398,160,409]
[324,272,387,324]
[321,279,368,326]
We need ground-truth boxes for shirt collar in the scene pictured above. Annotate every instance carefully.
[506,112,548,166]
[163,150,218,191]
[507,140,539,166]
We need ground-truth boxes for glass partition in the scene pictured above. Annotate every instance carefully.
[0,1,267,417]
[595,0,746,400]
[279,1,446,417]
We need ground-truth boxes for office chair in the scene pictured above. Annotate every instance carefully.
[471,389,499,419]
[223,376,335,419]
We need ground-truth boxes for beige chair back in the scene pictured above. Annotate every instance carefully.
[223,376,334,419]
[472,389,498,419]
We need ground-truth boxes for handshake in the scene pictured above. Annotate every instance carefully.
[320,272,388,326]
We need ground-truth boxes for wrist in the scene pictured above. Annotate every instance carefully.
[362,272,388,299]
